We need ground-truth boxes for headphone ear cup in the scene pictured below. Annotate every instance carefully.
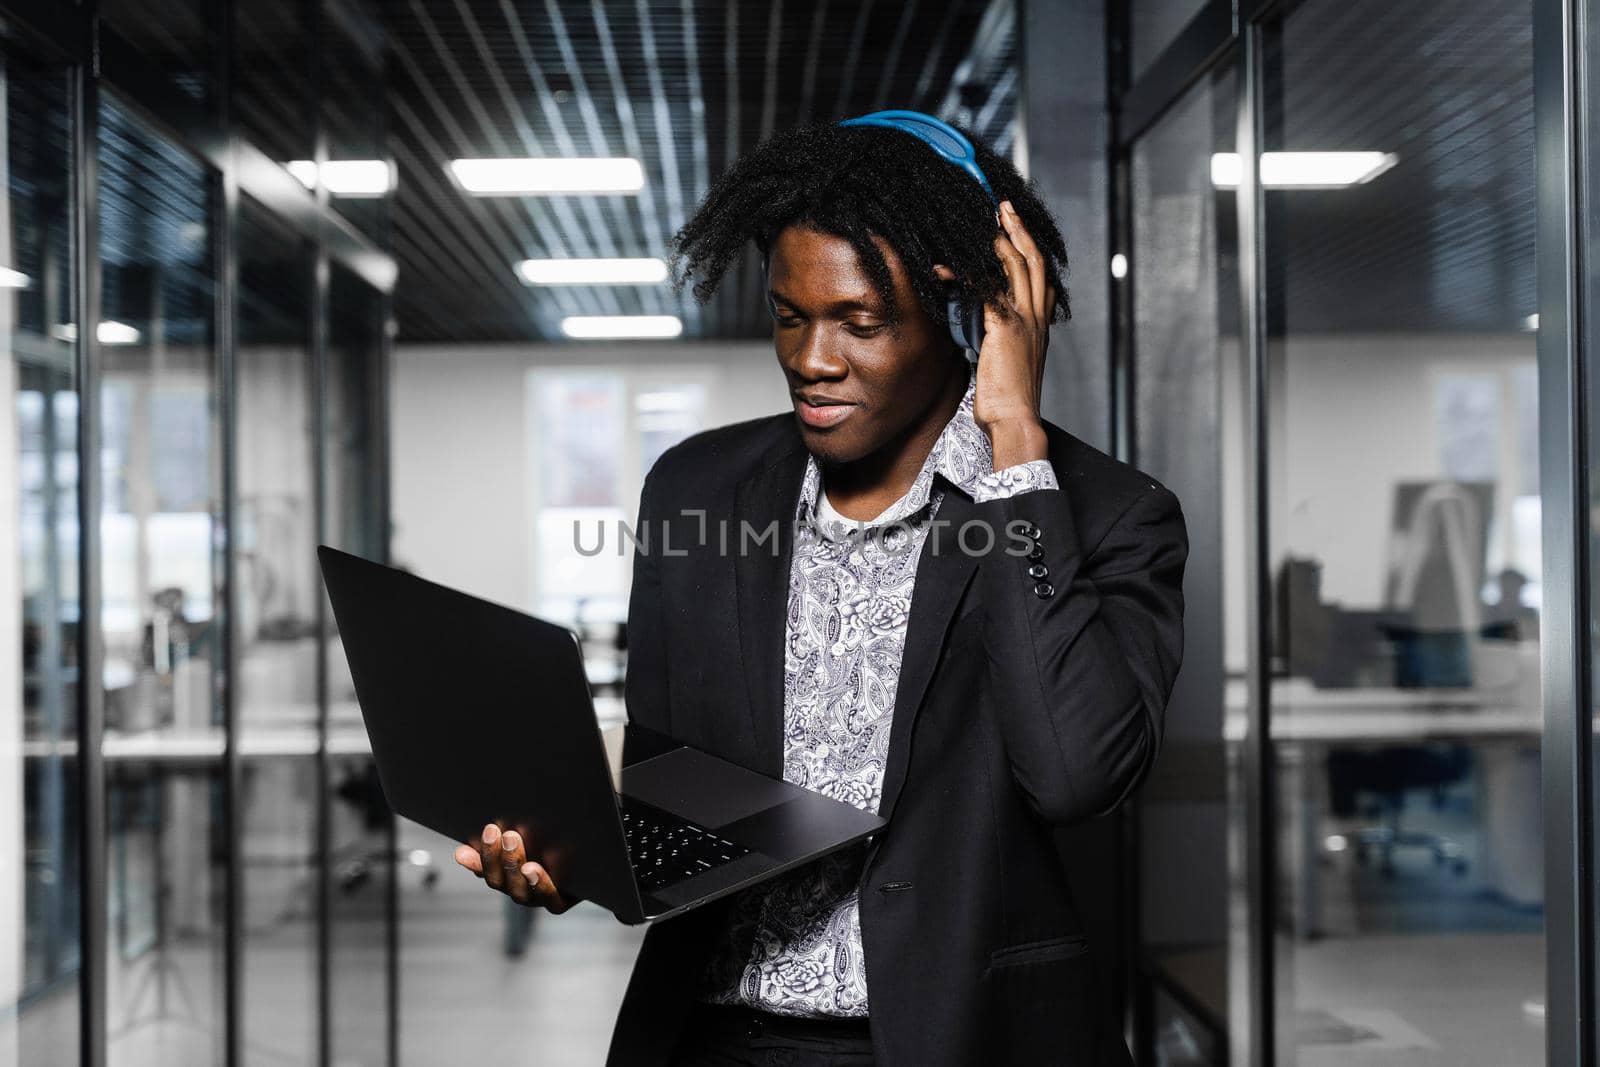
[946,287,985,358]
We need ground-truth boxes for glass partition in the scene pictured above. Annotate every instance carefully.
[96,93,225,1065]
[1131,0,1214,79]
[100,0,216,109]
[236,198,318,1065]
[0,7,396,1063]
[2,45,80,1067]
[1588,0,1600,1042]
[1261,1,1541,1062]
[322,0,389,249]
[234,0,315,177]
[324,262,390,1064]
[1130,64,1242,1065]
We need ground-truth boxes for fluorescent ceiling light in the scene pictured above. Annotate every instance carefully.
[561,315,683,340]
[98,321,142,344]
[52,321,143,345]
[0,267,30,288]
[1211,151,1398,189]
[450,157,644,195]
[287,159,394,197]
[1109,253,1127,280]
[519,257,668,286]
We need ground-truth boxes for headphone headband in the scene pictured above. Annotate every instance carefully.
[837,109,998,206]
[763,110,994,358]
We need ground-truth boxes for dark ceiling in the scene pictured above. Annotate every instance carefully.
[1266,0,1535,335]
[140,0,1534,344]
[380,0,1536,344]
[381,0,1018,343]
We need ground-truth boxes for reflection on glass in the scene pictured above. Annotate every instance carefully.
[238,206,316,734]
[1130,0,1212,80]
[237,199,318,1064]
[3,48,79,1067]
[1263,1,1540,1063]
[100,0,215,107]
[322,0,389,248]
[1130,66,1241,1065]
[637,383,706,479]
[538,375,624,509]
[1589,0,1600,1025]
[235,0,314,173]
[325,264,390,1064]
[529,373,708,626]
[98,95,224,1065]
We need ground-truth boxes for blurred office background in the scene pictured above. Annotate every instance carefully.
[1,0,1596,1064]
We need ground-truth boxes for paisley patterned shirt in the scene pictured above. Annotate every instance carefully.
[698,368,1058,1017]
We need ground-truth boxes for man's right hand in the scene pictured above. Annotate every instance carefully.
[454,822,574,913]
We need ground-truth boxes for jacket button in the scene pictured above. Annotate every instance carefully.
[1033,581,1055,598]
[1028,563,1048,579]
[1027,542,1044,562]
[1023,523,1041,540]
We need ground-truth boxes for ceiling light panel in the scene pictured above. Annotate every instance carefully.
[450,157,645,195]
[561,315,683,339]
[518,258,669,285]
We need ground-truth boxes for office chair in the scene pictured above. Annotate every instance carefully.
[1326,743,1472,877]
[332,762,440,893]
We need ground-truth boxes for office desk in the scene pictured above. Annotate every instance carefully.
[1223,674,1542,937]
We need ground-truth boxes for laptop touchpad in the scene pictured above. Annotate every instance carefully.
[619,747,794,829]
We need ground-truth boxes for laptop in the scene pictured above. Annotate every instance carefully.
[318,545,886,925]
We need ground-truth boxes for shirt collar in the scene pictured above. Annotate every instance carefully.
[796,364,993,533]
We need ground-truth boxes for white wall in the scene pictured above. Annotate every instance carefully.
[398,332,1537,674]
[391,341,787,607]
[1276,333,1537,603]
[1221,331,1538,672]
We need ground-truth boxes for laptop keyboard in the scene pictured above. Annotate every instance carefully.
[620,798,750,892]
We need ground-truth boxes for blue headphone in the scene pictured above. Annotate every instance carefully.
[765,109,997,359]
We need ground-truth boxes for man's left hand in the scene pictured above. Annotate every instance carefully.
[973,199,1054,469]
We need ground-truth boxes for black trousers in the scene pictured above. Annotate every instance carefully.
[669,1003,876,1067]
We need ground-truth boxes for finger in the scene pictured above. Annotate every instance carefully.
[499,829,532,903]
[992,232,1034,321]
[454,844,484,878]
[522,861,570,913]
[1001,202,1047,313]
[479,823,504,890]
[1001,202,1048,317]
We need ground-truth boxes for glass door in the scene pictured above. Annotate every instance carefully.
[1128,63,1245,1065]
[324,261,392,1066]
[96,92,226,1066]
[1,41,80,1067]
[235,197,319,1065]
[1258,3,1542,1062]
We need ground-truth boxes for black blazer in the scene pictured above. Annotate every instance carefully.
[607,407,1188,1067]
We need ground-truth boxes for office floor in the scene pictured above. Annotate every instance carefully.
[399,828,648,1067]
[8,829,1545,1066]
[405,823,1542,1067]
[1278,747,1545,1064]
[1289,931,1543,1065]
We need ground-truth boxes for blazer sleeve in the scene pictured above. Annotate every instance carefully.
[624,470,672,734]
[971,480,1188,826]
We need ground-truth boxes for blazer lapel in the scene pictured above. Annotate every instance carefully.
[877,481,979,823]
[732,438,808,777]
